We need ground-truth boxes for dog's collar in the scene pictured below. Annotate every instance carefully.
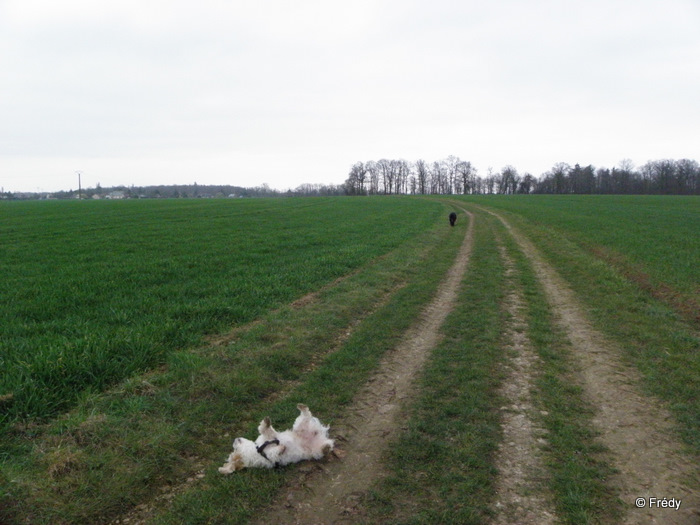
[256,439,280,466]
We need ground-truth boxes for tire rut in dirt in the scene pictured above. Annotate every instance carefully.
[491,244,557,525]
[253,210,475,525]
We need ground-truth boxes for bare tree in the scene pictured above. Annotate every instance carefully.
[443,155,459,194]
[408,174,417,194]
[497,166,519,194]
[517,173,536,194]
[386,159,408,194]
[366,160,380,195]
[395,159,410,194]
[415,159,429,194]
[344,162,368,195]
[377,159,394,194]
[676,158,700,194]
[485,168,496,194]
[430,161,445,194]
[456,160,475,194]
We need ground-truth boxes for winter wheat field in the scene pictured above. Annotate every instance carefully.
[0,195,698,524]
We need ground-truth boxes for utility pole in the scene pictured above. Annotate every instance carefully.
[76,171,82,199]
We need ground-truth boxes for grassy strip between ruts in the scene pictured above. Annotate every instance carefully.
[363,209,506,524]
[0,203,464,524]
[499,219,622,524]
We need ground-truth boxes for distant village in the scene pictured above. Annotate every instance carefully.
[1,182,346,201]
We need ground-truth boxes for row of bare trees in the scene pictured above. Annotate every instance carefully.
[344,158,700,195]
[344,156,483,196]
[344,157,541,196]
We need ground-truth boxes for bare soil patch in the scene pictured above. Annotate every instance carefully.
[488,208,699,525]
[253,211,475,525]
[491,245,557,525]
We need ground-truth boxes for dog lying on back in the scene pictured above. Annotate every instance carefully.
[219,404,334,473]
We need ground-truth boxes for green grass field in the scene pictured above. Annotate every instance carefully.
[463,195,699,318]
[0,197,443,426]
[1,195,697,524]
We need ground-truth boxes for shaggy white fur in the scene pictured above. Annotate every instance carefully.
[219,404,334,473]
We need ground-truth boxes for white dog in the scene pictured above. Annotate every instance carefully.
[219,404,334,473]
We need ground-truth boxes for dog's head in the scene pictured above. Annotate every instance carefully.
[231,437,255,470]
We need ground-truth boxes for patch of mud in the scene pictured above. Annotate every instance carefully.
[253,211,475,525]
[492,245,557,525]
[487,208,699,525]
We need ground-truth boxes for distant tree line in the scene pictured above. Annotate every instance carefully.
[4,158,697,201]
[343,157,700,195]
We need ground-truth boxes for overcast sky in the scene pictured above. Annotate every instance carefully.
[1,0,699,193]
